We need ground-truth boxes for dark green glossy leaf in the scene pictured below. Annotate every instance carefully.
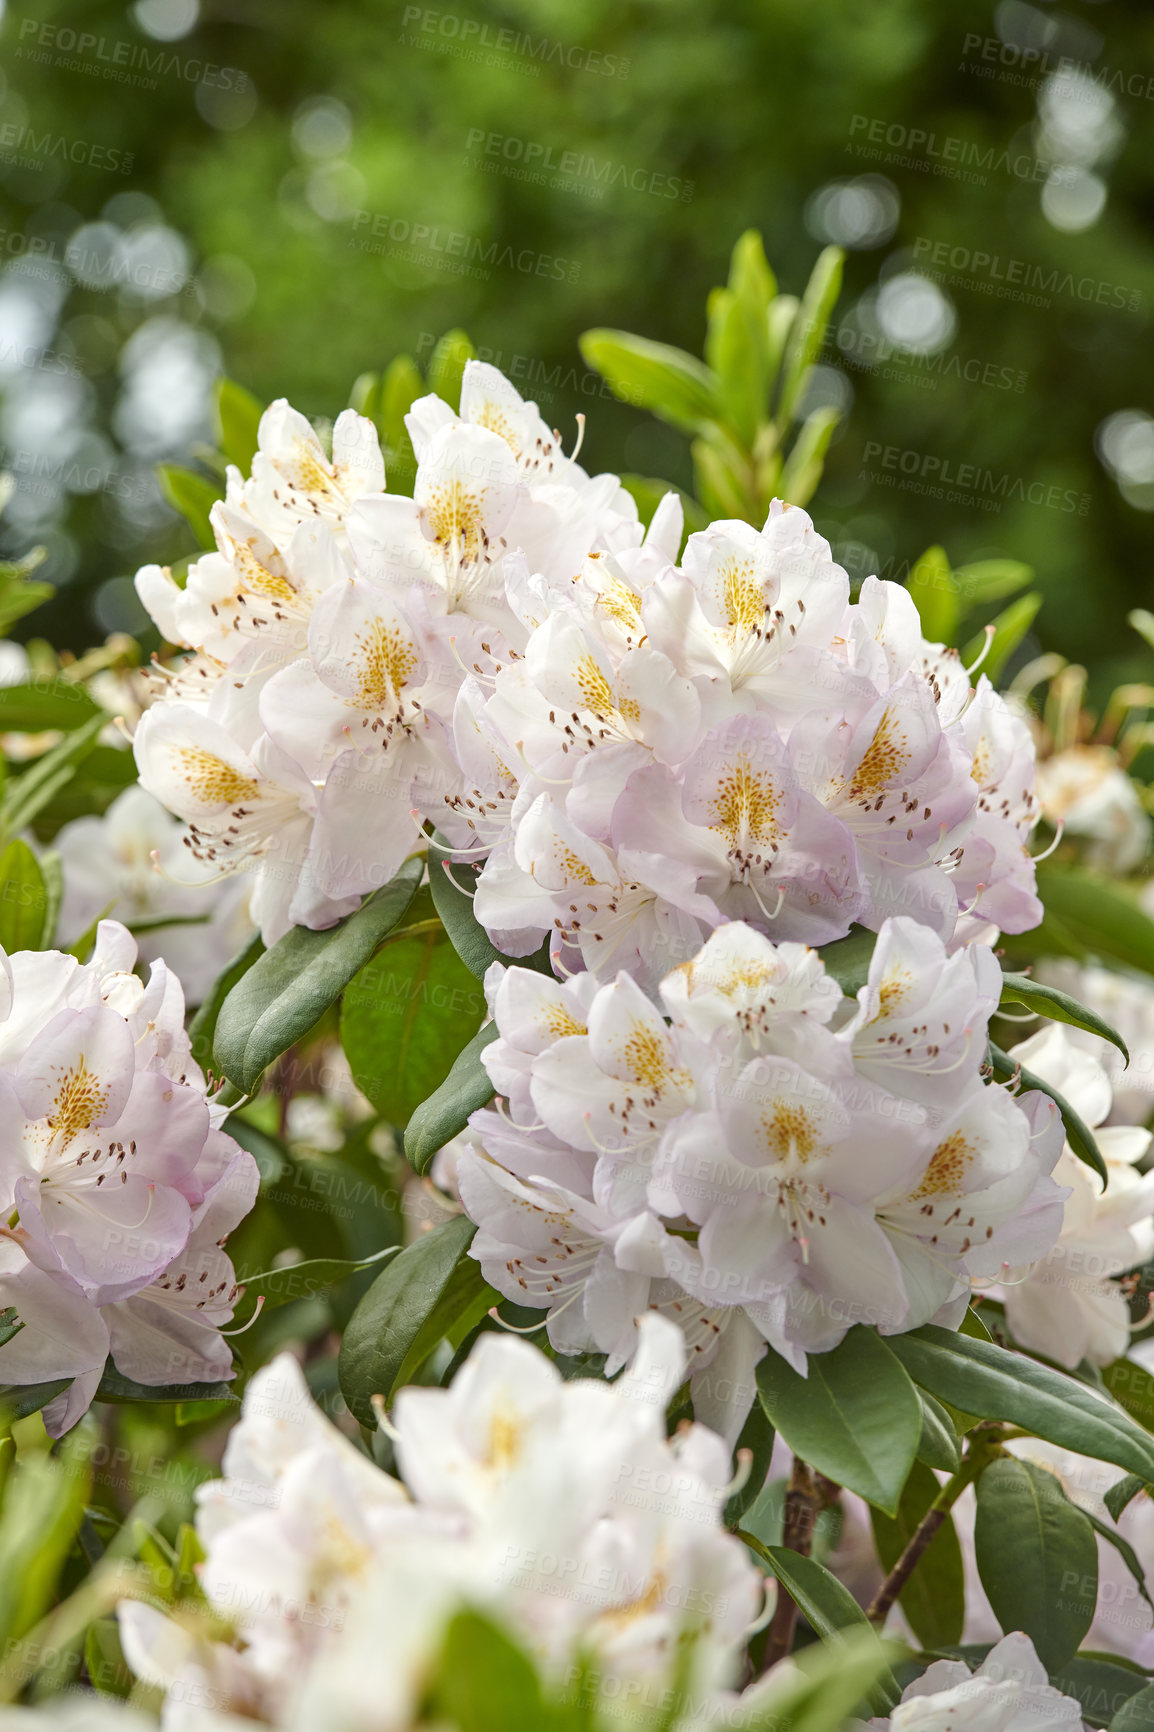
[916,1389,962,1473]
[888,1326,1154,1480]
[214,857,422,1093]
[756,1328,921,1515]
[1104,1473,1149,1525]
[404,1022,497,1176]
[339,919,486,1122]
[999,972,1128,1062]
[974,1457,1097,1671]
[816,924,876,997]
[1052,1656,1149,1729]
[338,1214,481,1426]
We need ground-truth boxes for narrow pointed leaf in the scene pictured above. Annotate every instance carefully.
[404,1023,497,1175]
[999,973,1129,1062]
[888,1326,1154,1480]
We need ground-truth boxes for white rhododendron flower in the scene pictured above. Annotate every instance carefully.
[0,922,257,1433]
[459,917,1066,1442]
[853,1632,1082,1729]
[133,367,1043,955]
[55,785,254,1005]
[117,1318,764,1730]
[994,1022,1154,1368]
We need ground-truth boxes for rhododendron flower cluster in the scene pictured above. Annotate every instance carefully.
[0,922,257,1433]
[131,366,1042,962]
[117,1317,764,1730]
[459,916,1067,1441]
[132,373,642,943]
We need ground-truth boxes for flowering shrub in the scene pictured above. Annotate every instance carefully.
[0,236,1153,1732]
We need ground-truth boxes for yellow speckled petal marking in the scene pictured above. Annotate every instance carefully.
[710,756,781,847]
[49,1060,110,1141]
[175,748,261,807]
[910,1131,974,1199]
[352,618,418,710]
[848,708,912,802]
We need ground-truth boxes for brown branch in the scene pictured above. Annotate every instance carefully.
[865,1504,949,1627]
[760,1457,840,1670]
[866,1437,998,1627]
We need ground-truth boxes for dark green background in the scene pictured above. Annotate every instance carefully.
[3,0,1152,690]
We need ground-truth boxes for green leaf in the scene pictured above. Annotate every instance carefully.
[0,1439,91,1648]
[916,1389,962,1474]
[0,545,53,634]
[338,1214,482,1426]
[952,558,1033,608]
[759,1547,900,1711]
[988,1042,1107,1184]
[756,1328,921,1515]
[339,919,486,1122]
[780,404,840,508]
[0,1379,71,1420]
[0,681,101,732]
[999,973,1129,1062]
[382,354,424,449]
[84,1618,133,1698]
[692,430,750,519]
[213,856,423,1093]
[816,924,876,996]
[776,246,844,426]
[888,1326,1154,1481]
[428,1610,550,1732]
[95,1366,238,1405]
[906,545,960,645]
[1034,865,1154,979]
[428,834,553,980]
[427,330,475,413]
[974,1456,1097,1671]
[157,464,222,549]
[37,850,62,949]
[187,930,264,1080]
[1110,1684,1154,1731]
[961,591,1042,686]
[0,711,106,844]
[0,840,49,953]
[1082,1505,1154,1619]
[1054,1656,1150,1729]
[213,378,263,472]
[1102,1357,1154,1431]
[707,231,776,447]
[725,1397,775,1529]
[1104,1474,1149,1524]
[870,1459,965,1650]
[404,1023,497,1176]
[579,329,720,434]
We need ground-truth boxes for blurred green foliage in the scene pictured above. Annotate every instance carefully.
[1,0,1153,694]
